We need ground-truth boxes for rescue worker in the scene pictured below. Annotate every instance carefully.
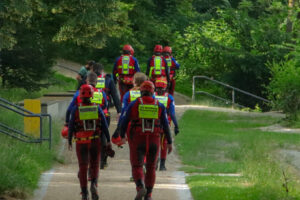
[65,73,111,171]
[93,62,121,120]
[112,44,140,102]
[93,63,121,168]
[154,78,179,171]
[146,45,170,86]
[77,60,95,89]
[65,72,108,126]
[162,46,180,95]
[68,84,111,200]
[113,72,148,142]
[120,81,173,200]
[112,72,147,181]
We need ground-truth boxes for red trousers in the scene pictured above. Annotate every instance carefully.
[168,78,176,96]
[128,132,160,189]
[118,81,133,102]
[160,135,168,160]
[76,138,101,188]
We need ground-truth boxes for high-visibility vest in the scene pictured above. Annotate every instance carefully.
[149,56,166,78]
[117,55,135,76]
[96,75,105,89]
[75,103,101,144]
[90,89,104,105]
[129,90,141,102]
[155,93,169,108]
[133,98,161,134]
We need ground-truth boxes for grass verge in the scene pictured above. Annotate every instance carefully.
[0,73,74,198]
[0,108,62,198]
[176,110,300,200]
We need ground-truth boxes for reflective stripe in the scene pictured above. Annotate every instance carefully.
[138,104,159,119]
[121,56,130,75]
[96,77,105,89]
[130,90,141,102]
[90,91,103,105]
[78,106,98,120]
[74,135,100,142]
[155,95,168,107]
[154,56,162,75]
[166,57,172,67]
[118,66,134,69]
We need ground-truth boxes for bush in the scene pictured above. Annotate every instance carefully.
[267,59,300,119]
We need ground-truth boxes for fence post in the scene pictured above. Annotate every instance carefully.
[192,76,195,102]
[232,89,235,109]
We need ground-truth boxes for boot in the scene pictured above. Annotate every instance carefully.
[90,179,99,200]
[144,187,153,200]
[159,159,166,171]
[81,187,89,200]
[135,180,146,200]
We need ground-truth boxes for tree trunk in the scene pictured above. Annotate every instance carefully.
[286,0,295,32]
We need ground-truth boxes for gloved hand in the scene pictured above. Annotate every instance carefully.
[174,126,179,136]
[106,142,115,158]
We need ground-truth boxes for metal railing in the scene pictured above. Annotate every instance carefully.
[0,97,52,149]
[192,76,270,107]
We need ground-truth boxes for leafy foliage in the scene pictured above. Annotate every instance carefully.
[267,59,300,119]
[1,0,300,115]
[173,1,292,108]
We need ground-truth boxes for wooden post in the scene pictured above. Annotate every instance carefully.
[24,99,41,137]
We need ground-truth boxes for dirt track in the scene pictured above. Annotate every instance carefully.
[29,60,194,200]
[30,100,193,200]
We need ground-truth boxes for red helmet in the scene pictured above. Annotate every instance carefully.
[153,45,163,53]
[123,44,134,55]
[140,81,155,93]
[61,125,68,139]
[155,77,168,89]
[80,84,94,98]
[112,135,124,146]
[163,46,172,54]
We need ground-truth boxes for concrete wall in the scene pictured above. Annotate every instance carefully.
[41,99,71,120]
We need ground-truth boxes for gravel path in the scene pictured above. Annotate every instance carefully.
[30,60,193,200]
[30,98,193,200]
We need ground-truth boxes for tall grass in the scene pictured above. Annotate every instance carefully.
[176,110,300,200]
[0,108,62,197]
[0,73,73,197]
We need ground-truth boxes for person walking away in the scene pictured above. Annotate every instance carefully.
[112,72,147,181]
[68,84,111,200]
[93,63,121,168]
[65,72,112,171]
[146,45,169,86]
[162,46,180,95]
[112,44,140,102]
[77,60,95,89]
[65,73,108,128]
[120,81,173,200]
[93,62,121,124]
[154,77,179,171]
[112,72,148,144]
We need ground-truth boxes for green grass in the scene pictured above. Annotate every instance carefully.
[0,73,73,197]
[0,108,62,198]
[0,73,77,103]
[176,110,300,200]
